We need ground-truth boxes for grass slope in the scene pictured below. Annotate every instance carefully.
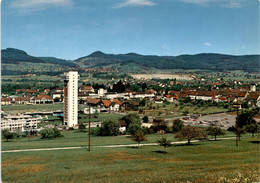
[2,137,259,183]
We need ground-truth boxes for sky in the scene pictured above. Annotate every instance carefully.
[1,0,259,59]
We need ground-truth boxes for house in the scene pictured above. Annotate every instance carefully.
[101,100,111,110]
[133,92,146,99]
[154,97,163,104]
[247,92,260,106]
[109,102,120,112]
[105,92,118,99]
[119,120,127,132]
[15,97,31,105]
[79,85,95,93]
[98,88,107,97]
[1,98,12,105]
[84,98,101,107]
[52,92,64,102]
[1,115,40,132]
[33,94,53,104]
[43,89,50,94]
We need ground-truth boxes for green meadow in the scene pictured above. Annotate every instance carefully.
[1,131,259,183]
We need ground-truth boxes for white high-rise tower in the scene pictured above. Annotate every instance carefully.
[64,71,78,127]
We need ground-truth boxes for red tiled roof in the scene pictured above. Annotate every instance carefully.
[247,92,260,100]
[15,97,31,101]
[1,98,11,101]
[219,97,227,101]
[102,100,111,108]
[85,98,101,105]
[80,85,93,90]
[34,95,52,100]
[113,99,122,106]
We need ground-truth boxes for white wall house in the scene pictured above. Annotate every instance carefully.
[64,71,79,127]
[1,115,40,132]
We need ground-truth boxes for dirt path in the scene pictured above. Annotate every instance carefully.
[1,137,236,153]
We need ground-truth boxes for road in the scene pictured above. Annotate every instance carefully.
[1,137,236,153]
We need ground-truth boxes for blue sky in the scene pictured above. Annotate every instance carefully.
[1,0,259,59]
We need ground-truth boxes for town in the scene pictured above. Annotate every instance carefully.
[2,70,260,132]
[1,0,259,182]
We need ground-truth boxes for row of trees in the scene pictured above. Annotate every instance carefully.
[2,128,64,142]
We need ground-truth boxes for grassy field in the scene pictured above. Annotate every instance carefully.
[1,132,180,151]
[2,104,89,114]
[142,103,229,118]
[2,136,259,183]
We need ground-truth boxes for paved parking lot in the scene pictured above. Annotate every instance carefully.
[183,113,236,129]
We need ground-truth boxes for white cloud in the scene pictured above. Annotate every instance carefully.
[178,0,248,8]
[178,0,210,6]
[114,0,156,9]
[204,42,212,46]
[9,0,73,11]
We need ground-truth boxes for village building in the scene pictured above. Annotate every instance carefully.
[1,115,40,132]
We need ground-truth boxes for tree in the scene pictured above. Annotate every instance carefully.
[157,137,172,153]
[122,113,141,130]
[2,129,16,142]
[142,115,149,123]
[175,126,207,145]
[152,118,169,133]
[238,111,255,128]
[182,110,189,116]
[40,128,63,139]
[78,123,86,132]
[237,127,246,141]
[128,123,142,135]
[98,119,120,136]
[131,130,147,148]
[172,119,184,133]
[246,123,258,137]
[207,126,225,140]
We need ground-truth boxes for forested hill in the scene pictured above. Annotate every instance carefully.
[2,48,259,73]
[2,48,44,64]
[76,51,260,72]
[1,48,76,67]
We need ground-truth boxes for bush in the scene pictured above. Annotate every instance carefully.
[128,123,142,135]
[2,129,16,142]
[68,127,74,131]
[131,130,147,148]
[142,115,149,123]
[90,128,99,136]
[172,119,184,133]
[40,128,63,139]
[98,119,120,136]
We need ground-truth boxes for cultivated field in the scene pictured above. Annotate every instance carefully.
[1,133,259,183]
[131,74,195,80]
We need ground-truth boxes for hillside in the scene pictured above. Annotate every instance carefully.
[1,48,76,75]
[2,48,259,75]
[2,48,44,64]
[76,51,260,72]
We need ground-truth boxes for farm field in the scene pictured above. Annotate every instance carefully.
[1,136,259,183]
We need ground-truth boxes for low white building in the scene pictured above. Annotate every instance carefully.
[1,115,40,132]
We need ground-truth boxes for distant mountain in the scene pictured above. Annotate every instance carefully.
[38,57,76,67]
[2,48,45,64]
[1,48,76,75]
[1,48,76,67]
[75,51,260,72]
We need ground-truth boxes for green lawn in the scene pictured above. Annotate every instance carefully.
[2,137,259,183]
[1,132,177,151]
